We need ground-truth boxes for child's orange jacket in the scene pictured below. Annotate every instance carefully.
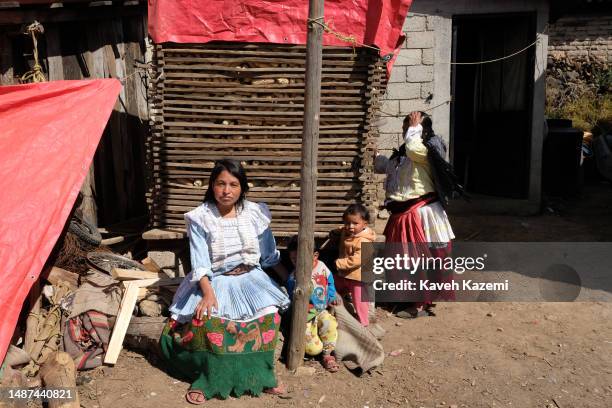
[335,227,376,281]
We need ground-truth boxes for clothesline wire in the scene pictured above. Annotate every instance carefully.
[376,98,453,119]
[117,19,543,162]
[308,16,545,66]
[118,68,146,83]
[395,33,542,66]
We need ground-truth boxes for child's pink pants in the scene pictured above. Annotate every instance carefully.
[334,276,369,327]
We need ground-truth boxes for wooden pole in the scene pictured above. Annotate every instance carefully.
[287,0,324,370]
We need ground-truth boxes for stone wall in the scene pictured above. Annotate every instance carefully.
[546,13,611,129]
[378,12,435,158]
[548,14,612,64]
[375,11,436,207]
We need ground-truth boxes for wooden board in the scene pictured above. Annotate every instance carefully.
[124,277,183,288]
[104,281,139,365]
[142,228,187,240]
[110,268,166,281]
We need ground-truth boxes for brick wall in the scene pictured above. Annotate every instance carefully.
[548,14,612,63]
[378,12,435,155]
[375,12,437,207]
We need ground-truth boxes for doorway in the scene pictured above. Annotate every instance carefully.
[450,13,536,199]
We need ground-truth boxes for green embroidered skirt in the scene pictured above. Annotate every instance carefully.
[160,311,281,399]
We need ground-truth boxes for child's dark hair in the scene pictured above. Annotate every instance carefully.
[287,235,320,253]
[343,203,370,223]
[203,159,249,210]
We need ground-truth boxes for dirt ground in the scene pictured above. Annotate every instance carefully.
[78,183,612,408]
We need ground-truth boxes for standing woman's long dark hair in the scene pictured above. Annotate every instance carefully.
[420,113,434,141]
[419,112,447,155]
[203,159,250,210]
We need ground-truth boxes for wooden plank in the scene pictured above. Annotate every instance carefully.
[45,25,64,81]
[162,85,365,95]
[110,268,166,281]
[162,106,365,117]
[160,137,359,144]
[125,277,184,288]
[87,19,116,224]
[142,228,186,240]
[163,56,370,66]
[105,18,130,221]
[151,155,355,163]
[162,99,363,110]
[141,257,161,272]
[162,130,359,138]
[137,287,149,300]
[42,266,79,290]
[160,122,363,130]
[122,14,148,219]
[166,183,356,192]
[163,93,364,102]
[157,192,355,202]
[104,281,139,365]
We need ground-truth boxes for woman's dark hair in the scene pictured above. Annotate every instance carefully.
[342,203,370,223]
[203,159,249,209]
[394,112,433,160]
[419,111,435,142]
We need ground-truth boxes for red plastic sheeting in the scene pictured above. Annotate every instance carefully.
[149,0,412,74]
[0,79,121,363]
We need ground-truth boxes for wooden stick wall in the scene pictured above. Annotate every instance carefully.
[148,42,384,237]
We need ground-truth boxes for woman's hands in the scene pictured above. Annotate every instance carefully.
[330,296,342,306]
[408,111,422,127]
[195,277,218,320]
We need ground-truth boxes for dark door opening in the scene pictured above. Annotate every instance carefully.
[450,13,535,199]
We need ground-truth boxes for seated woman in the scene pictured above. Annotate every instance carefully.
[160,159,290,404]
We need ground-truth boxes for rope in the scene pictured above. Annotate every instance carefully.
[308,17,381,55]
[19,20,144,84]
[118,68,146,84]
[308,16,545,66]
[377,98,453,118]
[20,21,47,84]
[395,33,543,66]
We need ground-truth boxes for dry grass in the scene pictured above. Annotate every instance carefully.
[547,91,612,134]
[546,62,611,134]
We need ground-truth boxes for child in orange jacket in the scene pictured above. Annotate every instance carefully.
[335,204,376,326]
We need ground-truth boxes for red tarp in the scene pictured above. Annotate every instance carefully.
[148,0,412,73]
[0,79,121,363]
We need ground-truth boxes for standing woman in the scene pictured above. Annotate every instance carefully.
[375,112,455,317]
[160,159,290,404]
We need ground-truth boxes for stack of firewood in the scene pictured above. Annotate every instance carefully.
[147,42,385,237]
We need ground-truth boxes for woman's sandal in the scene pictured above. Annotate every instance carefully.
[322,354,340,373]
[185,389,206,405]
[264,382,286,396]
